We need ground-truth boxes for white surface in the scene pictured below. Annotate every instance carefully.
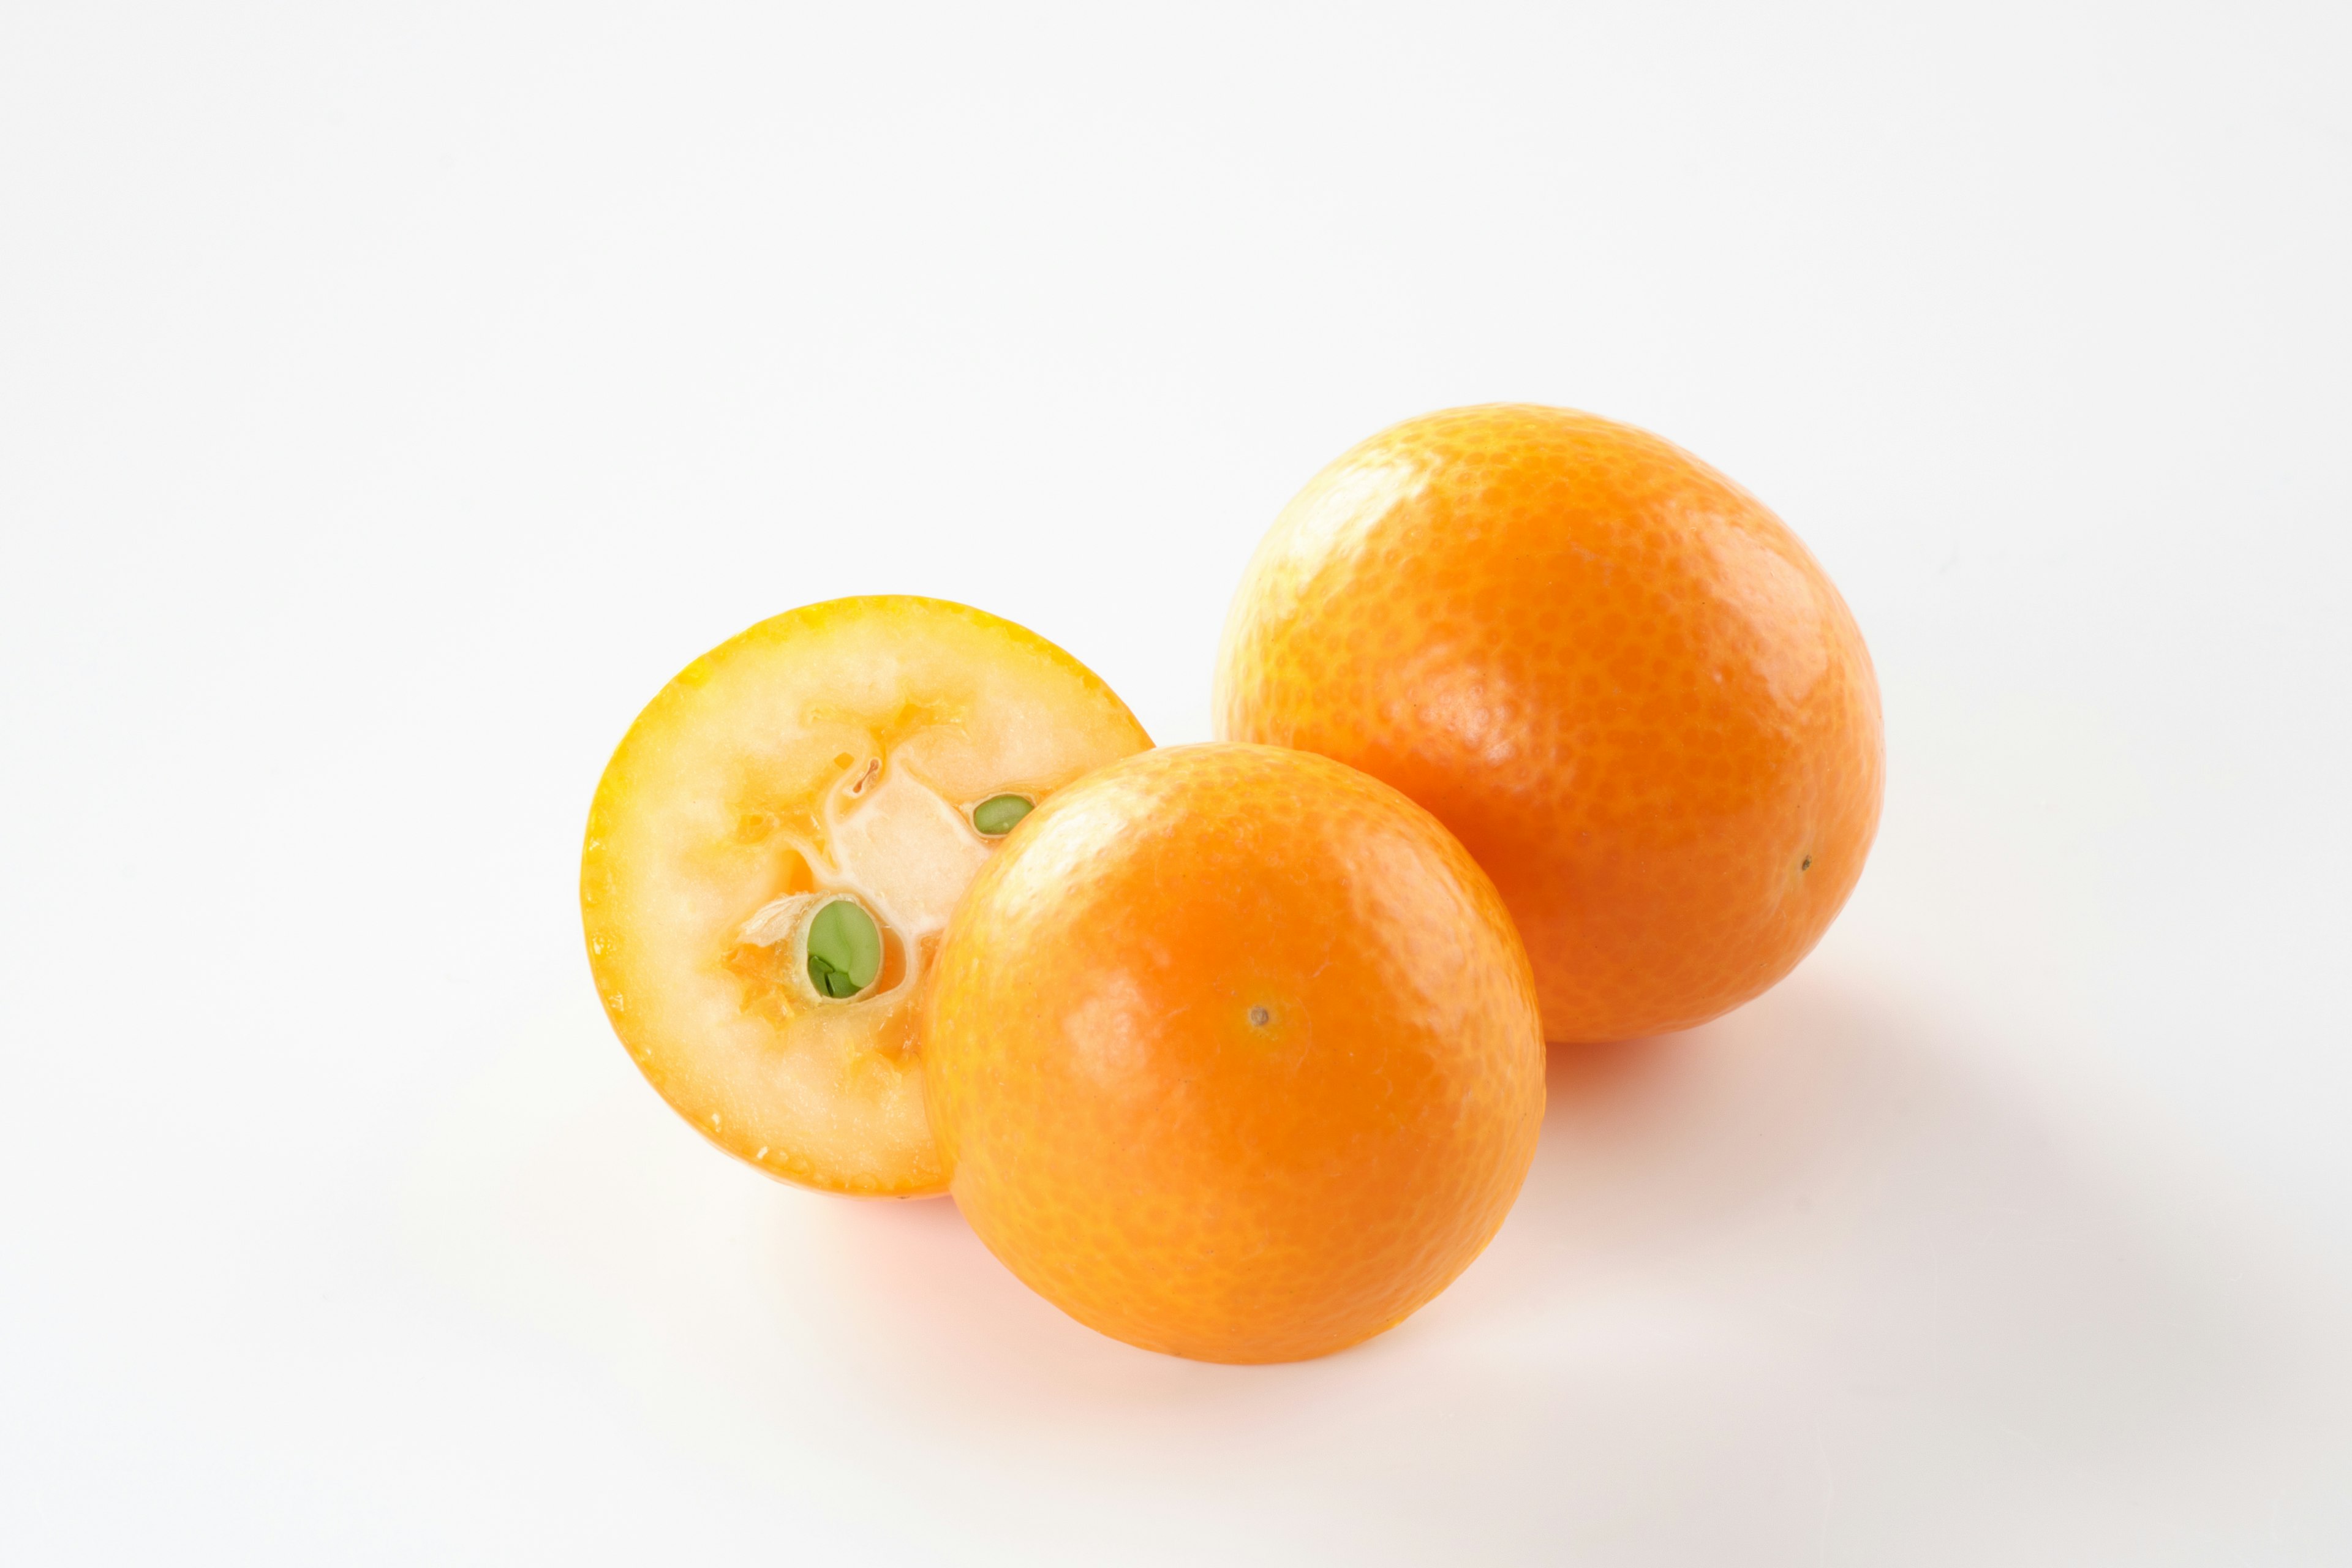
[5,4,2349,1562]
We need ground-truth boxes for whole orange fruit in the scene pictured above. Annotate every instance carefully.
[1216,405,1883,1043]
[922,743,1545,1363]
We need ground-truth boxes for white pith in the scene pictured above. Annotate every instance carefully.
[736,752,997,1006]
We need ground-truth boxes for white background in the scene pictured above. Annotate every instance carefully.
[4,4,2349,1562]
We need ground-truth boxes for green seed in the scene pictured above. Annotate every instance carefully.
[807,954,860,997]
[805,898,882,999]
[971,794,1035,837]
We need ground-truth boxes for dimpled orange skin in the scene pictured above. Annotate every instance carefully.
[922,743,1545,1364]
[1216,405,1884,1044]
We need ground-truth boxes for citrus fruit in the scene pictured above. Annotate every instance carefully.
[1215,404,1883,1044]
[581,596,1152,1196]
[922,742,1545,1363]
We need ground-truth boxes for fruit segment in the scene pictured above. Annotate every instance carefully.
[582,596,1152,1196]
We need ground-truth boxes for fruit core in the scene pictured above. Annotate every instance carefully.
[725,742,1057,1027]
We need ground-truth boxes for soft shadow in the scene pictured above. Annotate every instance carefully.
[783,1178,1266,1421]
[752,971,2352,1561]
[1439,966,2332,1487]
[778,968,2348,1509]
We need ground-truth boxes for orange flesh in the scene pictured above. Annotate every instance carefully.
[581,597,1152,1196]
[923,743,1546,1362]
[1216,405,1885,1043]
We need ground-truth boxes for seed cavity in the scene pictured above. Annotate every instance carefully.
[806,899,883,999]
[972,794,1035,837]
[846,757,881,797]
[1248,1006,1271,1027]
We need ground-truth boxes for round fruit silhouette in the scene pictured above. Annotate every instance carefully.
[922,742,1545,1363]
[582,596,1151,1196]
[1216,405,1883,1044]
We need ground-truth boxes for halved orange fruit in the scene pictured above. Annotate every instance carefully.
[581,596,1152,1196]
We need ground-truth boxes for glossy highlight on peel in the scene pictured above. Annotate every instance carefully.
[923,743,1547,1363]
[1216,404,1884,1044]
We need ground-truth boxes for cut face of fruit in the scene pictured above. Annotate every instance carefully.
[582,597,1152,1196]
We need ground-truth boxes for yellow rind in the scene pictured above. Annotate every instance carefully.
[582,596,1152,1196]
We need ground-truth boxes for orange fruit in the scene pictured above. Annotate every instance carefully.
[581,596,1151,1196]
[922,742,1545,1363]
[1216,405,1883,1043]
